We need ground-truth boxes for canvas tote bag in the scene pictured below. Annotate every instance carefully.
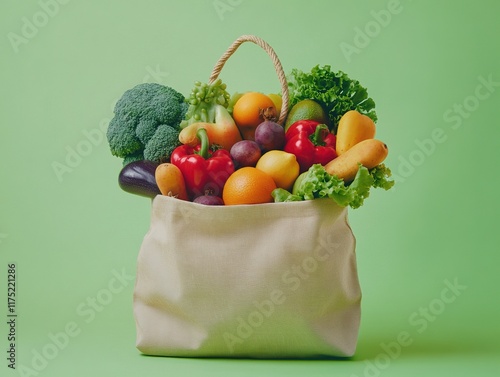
[133,196,361,358]
[133,35,362,358]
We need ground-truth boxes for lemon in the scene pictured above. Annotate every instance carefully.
[284,99,329,131]
[256,150,300,190]
[267,93,283,115]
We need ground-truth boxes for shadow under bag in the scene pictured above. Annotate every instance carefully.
[133,196,362,358]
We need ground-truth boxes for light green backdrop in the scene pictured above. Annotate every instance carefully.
[1,0,499,376]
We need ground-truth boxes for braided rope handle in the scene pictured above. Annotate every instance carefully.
[209,35,289,125]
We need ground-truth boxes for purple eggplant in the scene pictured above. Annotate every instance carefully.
[118,160,161,198]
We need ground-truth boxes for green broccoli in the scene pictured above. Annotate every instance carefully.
[180,78,231,129]
[106,83,187,165]
[107,115,142,157]
[122,152,144,166]
[143,124,179,163]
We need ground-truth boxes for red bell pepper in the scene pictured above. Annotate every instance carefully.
[284,120,337,173]
[170,128,234,200]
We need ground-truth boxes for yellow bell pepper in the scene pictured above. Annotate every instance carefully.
[178,105,242,151]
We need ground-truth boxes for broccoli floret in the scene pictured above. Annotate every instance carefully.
[106,83,186,163]
[180,78,231,128]
[107,115,142,158]
[180,101,189,119]
[122,152,144,166]
[143,124,180,163]
[135,118,158,145]
[114,83,185,125]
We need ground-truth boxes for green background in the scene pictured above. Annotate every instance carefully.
[1,0,499,376]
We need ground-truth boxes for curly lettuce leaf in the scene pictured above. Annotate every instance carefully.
[287,65,377,132]
[272,188,301,202]
[370,163,396,190]
[272,163,394,209]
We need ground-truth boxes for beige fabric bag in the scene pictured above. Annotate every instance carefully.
[133,195,362,358]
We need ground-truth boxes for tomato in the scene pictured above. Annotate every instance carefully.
[232,92,276,140]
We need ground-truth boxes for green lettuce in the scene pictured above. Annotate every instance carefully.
[287,65,377,132]
[272,163,394,209]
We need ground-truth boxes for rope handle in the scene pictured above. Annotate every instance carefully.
[208,35,289,125]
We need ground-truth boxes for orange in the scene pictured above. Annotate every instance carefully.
[222,167,277,205]
[232,92,277,140]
